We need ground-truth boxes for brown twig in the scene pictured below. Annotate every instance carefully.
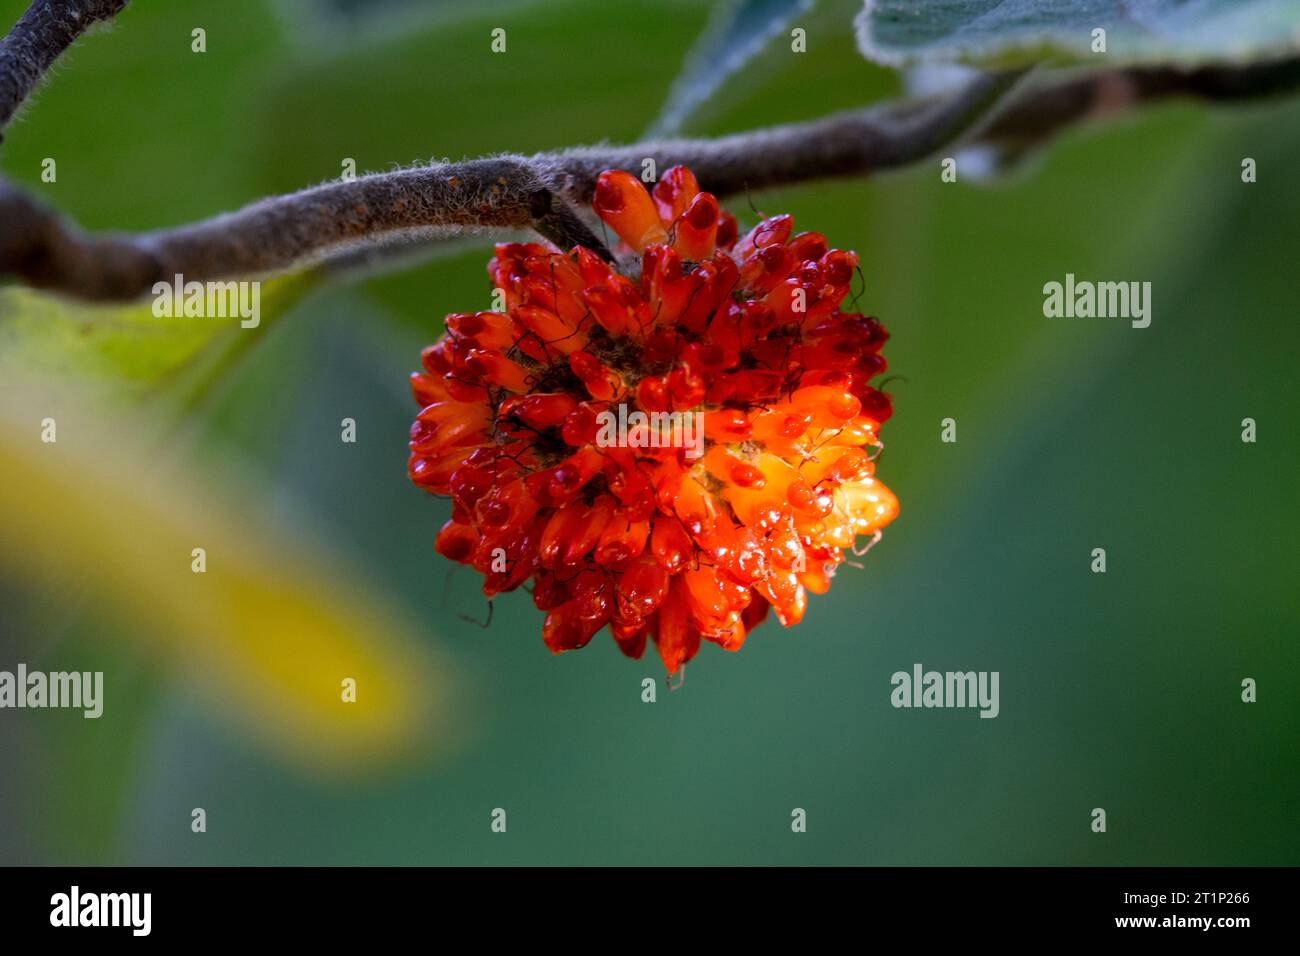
[0,68,1024,301]
[0,0,126,141]
[980,57,1300,152]
[537,70,1024,201]
[1,0,1299,304]
[0,157,614,299]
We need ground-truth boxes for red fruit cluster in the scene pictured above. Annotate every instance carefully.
[408,166,897,673]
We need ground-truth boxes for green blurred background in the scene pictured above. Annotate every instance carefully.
[0,0,1296,865]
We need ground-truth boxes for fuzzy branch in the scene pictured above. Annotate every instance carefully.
[537,70,1024,203]
[1,0,1298,303]
[0,66,1023,301]
[979,56,1300,153]
[0,157,614,299]
[0,0,126,141]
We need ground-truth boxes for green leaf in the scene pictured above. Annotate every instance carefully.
[0,272,319,407]
[647,0,814,135]
[855,0,1300,69]
[0,376,457,775]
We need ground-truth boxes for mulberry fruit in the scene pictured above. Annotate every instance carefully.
[408,166,897,674]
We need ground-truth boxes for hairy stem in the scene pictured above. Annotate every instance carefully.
[981,57,1300,150]
[0,0,126,141]
[537,69,1027,201]
[2,0,1299,304]
[0,157,613,299]
[0,69,1027,301]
